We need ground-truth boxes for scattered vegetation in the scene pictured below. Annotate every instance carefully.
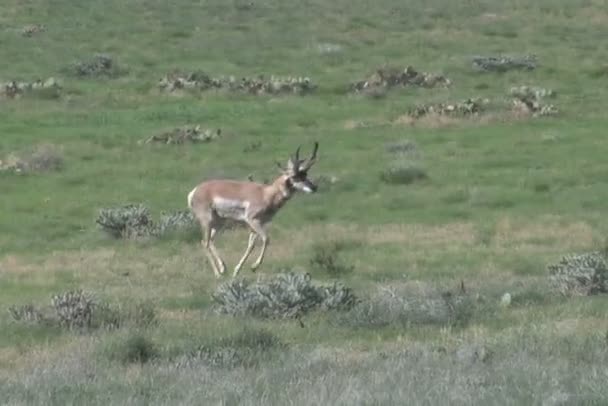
[96,204,156,239]
[381,138,427,185]
[0,78,60,100]
[67,54,127,78]
[408,98,487,119]
[0,143,63,174]
[309,241,354,276]
[21,24,45,37]
[385,140,418,155]
[141,125,221,145]
[332,284,476,329]
[177,328,284,369]
[472,54,537,72]
[212,272,357,319]
[510,85,558,117]
[95,204,197,239]
[159,71,316,95]
[548,252,608,296]
[380,162,428,185]
[350,65,451,93]
[8,290,157,331]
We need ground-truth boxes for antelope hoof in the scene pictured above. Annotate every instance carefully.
[251,263,260,272]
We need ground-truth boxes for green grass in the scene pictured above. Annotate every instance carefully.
[2,0,608,403]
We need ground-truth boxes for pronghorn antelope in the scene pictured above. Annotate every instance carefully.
[188,142,319,277]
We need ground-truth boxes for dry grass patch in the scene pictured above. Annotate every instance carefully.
[343,119,379,130]
[263,223,477,262]
[157,309,200,321]
[578,7,608,26]
[491,216,596,251]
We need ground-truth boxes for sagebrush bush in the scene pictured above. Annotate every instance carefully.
[331,284,475,329]
[158,70,316,95]
[51,290,96,329]
[96,204,197,239]
[8,291,157,332]
[212,272,357,319]
[9,290,100,330]
[96,204,155,239]
[309,241,354,276]
[548,252,608,296]
[157,210,198,236]
[385,140,418,155]
[68,54,127,78]
[179,328,284,369]
[380,163,428,185]
[7,304,46,325]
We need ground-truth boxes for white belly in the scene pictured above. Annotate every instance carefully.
[212,197,248,220]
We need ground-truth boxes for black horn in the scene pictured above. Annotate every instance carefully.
[301,141,319,170]
[309,142,318,161]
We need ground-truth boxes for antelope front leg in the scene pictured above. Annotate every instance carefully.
[251,233,268,271]
[245,219,268,271]
[202,227,221,278]
[233,232,257,277]
[208,228,226,275]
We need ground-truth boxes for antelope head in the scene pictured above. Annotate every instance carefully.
[277,142,319,194]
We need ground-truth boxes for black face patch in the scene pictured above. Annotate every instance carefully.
[292,170,308,181]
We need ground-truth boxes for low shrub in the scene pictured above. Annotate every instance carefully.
[179,328,284,369]
[380,163,427,185]
[309,241,354,277]
[472,54,537,72]
[332,284,475,329]
[96,205,197,239]
[158,71,316,95]
[67,54,127,78]
[8,291,157,332]
[385,140,418,155]
[548,252,608,296]
[212,272,357,319]
[96,204,155,239]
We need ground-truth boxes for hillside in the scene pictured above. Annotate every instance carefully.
[2,0,608,404]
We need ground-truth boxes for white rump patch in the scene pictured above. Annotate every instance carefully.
[212,197,249,220]
[187,187,197,209]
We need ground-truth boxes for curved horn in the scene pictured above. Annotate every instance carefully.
[301,142,319,170]
[294,145,301,163]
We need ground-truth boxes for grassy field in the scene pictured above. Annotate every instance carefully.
[2,0,608,404]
